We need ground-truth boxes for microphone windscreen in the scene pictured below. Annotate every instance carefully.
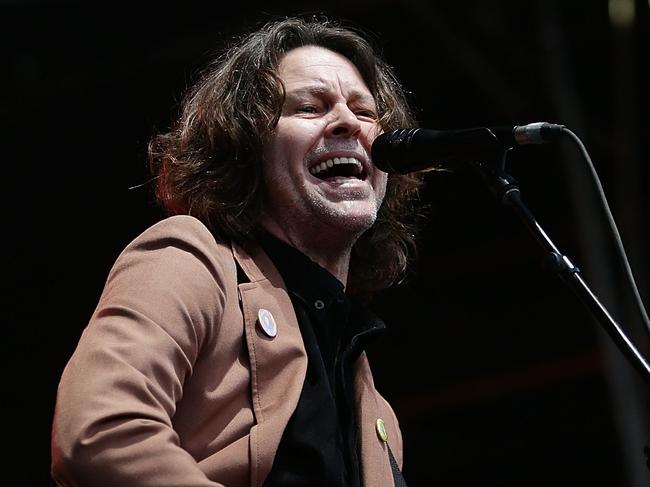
[372,127,507,174]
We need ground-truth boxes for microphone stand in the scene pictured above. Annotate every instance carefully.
[472,154,650,387]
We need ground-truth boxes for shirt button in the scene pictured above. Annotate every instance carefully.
[314,299,325,310]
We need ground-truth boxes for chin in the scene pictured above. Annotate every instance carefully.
[325,209,378,237]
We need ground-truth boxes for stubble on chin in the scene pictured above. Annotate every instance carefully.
[309,197,380,245]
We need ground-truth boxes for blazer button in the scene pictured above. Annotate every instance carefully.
[257,308,277,338]
[375,418,388,443]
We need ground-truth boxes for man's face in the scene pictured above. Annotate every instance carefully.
[261,45,387,245]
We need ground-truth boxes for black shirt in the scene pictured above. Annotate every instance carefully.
[260,235,386,487]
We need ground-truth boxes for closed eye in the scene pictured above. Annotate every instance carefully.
[297,105,319,113]
[355,110,377,119]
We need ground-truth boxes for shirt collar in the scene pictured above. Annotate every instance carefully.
[260,233,386,346]
[260,233,346,307]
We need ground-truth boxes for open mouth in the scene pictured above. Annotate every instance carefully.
[309,157,366,180]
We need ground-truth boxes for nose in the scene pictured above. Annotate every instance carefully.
[326,103,362,138]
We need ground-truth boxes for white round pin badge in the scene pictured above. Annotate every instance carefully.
[257,308,277,338]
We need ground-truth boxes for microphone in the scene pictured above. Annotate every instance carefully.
[371,122,565,174]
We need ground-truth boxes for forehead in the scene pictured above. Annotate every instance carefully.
[278,46,373,97]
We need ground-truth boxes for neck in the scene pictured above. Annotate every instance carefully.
[262,221,354,286]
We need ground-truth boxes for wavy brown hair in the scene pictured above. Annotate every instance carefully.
[148,16,423,299]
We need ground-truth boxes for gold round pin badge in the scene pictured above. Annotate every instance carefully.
[375,418,388,443]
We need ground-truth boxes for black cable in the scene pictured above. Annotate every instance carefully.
[561,127,650,339]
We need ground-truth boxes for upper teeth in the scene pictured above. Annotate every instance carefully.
[309,157,363,176]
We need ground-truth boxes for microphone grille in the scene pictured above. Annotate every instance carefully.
[371,128,421,174]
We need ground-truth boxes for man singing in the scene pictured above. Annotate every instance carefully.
[51,16,422,487]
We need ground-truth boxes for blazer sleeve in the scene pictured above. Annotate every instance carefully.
[51,216,230,487]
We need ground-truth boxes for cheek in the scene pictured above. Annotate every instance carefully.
[262,127,296,180]
[366,123,383,144]
[374,172,388,204]
[265,124,314,178]
[274,118,320,149]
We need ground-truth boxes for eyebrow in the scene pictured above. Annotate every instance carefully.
[286,86,328,97]
[286,85,375,104]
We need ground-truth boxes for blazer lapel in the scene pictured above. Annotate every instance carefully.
[355,353,398,487]
[233,243,307,487]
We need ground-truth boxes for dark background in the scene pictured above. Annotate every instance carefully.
[3,1,649,485]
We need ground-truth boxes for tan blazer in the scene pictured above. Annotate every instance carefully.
[51,215,403,487]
